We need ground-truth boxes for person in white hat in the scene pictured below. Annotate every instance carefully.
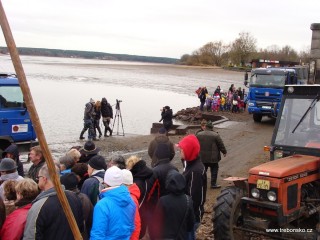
[90,166,136,239]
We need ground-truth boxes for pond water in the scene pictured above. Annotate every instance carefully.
[0,55,244,144]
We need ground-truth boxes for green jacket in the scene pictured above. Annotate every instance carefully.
[196,130,227,163]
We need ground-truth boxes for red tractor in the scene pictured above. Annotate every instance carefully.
[213,85,320,240]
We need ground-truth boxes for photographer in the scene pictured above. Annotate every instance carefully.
[159,106,173,132]
[101,97,113,137]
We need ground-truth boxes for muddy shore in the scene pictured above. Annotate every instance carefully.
[83,108,274,240]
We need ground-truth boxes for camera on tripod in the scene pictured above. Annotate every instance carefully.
[116,99,122,110]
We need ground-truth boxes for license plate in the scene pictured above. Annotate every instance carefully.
[257,179,270,190]
[262,106,271,109]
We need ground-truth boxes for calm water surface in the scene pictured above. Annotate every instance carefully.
[0,55,243,145]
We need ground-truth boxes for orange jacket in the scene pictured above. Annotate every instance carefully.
[129,183,141,240]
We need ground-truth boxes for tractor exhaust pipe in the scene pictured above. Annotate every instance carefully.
[310,23,320,84]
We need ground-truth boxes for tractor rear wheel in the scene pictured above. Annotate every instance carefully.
[213,186,244,240]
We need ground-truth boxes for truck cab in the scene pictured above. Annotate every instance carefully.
[0,73,37,151]
[245,68,298,122]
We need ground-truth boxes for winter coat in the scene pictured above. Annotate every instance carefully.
[101,98,113,118]
[90,185,136,240]
[130,160,153,239]
[150,171,195,240]
[160,109,173,131]
[148,135,175,167]
[23,188,84,240]
[128,184,141,240]
[0,172,24,200]
[183,157,207,223]
[75,190,93,240]
[81,170,105,206]
[84,102,95,120]
[196,130,227,163]
[2,144,24,177]
[148,159,178,202]
[27,160,45,182]
[0,200,32,240]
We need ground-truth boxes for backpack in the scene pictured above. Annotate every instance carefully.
[93,175,104,201]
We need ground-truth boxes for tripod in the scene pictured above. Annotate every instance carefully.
[112,99,125,136]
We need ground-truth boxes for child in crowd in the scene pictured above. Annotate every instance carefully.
[220,92,226,111]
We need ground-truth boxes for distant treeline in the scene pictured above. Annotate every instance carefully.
[0,47,179,64]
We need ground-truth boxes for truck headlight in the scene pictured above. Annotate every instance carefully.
[248,102,254,106]
[267,191,277,201]
[251,188,260,198]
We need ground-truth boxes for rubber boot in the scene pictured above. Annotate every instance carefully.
[108,127,113,136]
[104,128,108,137]
[79,129,86,140]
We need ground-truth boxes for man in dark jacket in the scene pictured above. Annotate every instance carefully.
[150,170,195,240]
[81,155,107,206]
[2,143,24,176]
[60,172,93,240]
[177,134,207,240]
[196,121,227,189]
[80,98,96,140]
[148,127,175,167]
[27,146,45,182]
[100,97,113,137]
[159,106,173,132]
[23,164,83,240]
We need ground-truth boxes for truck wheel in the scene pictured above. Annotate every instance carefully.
[253,113,262,122]
[213,186,244,240]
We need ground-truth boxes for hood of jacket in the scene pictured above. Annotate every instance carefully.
[177,134,200,161]
[130,160,153,180]
[165,170,186,195]
[128,183,141,200]
[100,185,132,207]
[101,97,108,104]
[2,144,19,159]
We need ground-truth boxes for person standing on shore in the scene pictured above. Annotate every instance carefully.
[100,97,113,137]
[148,127,175,168]
[93,101,103,138]
[198,87,208,111]
[176,134,206,240]
[80,98,97,141]
[159,106,173,132]
[196,121,227,189]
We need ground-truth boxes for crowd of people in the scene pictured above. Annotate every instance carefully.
[0,116,227,240]
[196,84,247,113]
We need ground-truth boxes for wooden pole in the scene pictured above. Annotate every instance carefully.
[0,1,82,239]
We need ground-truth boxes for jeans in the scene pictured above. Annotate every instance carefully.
[187,222,200,240]
[82,119,95,140]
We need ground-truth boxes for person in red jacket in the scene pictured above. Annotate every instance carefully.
[0,178,39,240]
[122,169,141,240]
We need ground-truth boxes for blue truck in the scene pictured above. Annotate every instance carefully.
[0,73,37,151]
[244,67,308,122]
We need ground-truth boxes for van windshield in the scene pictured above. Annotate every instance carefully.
[0,86,24,108]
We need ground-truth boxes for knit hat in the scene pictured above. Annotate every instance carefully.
[60,173,79,190]
[176,134,200,161]
[122,169,133,185]
[158,127,167,134]
[88,155,107,170]
[155,143,171,160]
[206,121,213,129]
[104,166,123,187]
[80,141,100,155]
[0,158,17,171]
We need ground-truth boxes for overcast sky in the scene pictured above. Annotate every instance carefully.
[0,0,319,59]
